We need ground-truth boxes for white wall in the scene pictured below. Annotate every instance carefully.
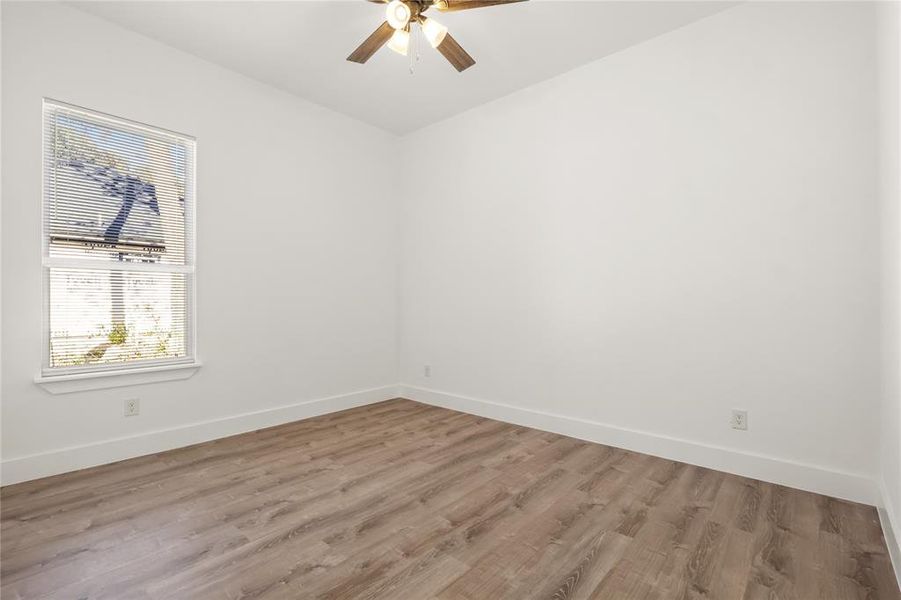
[879,0,901,577]
[0,2,399,483]
[399,2,882,503]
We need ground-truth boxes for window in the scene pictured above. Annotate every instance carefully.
[42,100,195,378]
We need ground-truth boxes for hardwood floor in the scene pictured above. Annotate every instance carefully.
[2,399,899,599]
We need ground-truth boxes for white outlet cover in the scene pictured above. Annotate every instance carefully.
[125,398,140,417]
[731,409,748,430]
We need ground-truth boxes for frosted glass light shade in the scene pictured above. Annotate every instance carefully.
[421,17,448,48]
[386,0,412,29]
[388,28,410,56]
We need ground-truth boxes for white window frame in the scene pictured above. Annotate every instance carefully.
[37,99,199,392]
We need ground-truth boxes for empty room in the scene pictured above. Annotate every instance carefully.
[2,0,901,598]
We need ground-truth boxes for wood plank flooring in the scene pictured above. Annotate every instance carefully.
[2,399,899,599]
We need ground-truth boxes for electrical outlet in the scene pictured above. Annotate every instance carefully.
[731,409,748,431]
[124,398,140,417]
[424,365,432,378]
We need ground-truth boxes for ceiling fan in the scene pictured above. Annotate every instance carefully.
[347,0,527,73]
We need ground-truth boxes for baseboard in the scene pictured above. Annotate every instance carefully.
[400,384,876,505]
[3,382,880,508]
[1,384,400,486]
[879,479,901,588]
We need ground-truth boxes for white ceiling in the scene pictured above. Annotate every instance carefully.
[70,1,736,134]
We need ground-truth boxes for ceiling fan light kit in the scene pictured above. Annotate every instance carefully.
[347,0,527,73]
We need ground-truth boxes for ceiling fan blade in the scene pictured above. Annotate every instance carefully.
[347,21,395,64]
[434,0,526,12]
[436,32,475,72]
[366,0,388,3]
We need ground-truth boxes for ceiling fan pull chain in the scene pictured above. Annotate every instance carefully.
[416,22,422,63]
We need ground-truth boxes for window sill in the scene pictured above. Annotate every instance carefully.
[35,361,202,394]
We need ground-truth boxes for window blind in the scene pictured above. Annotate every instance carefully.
[42,100,195,373]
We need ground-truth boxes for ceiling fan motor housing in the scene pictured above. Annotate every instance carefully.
[403,0,430,23]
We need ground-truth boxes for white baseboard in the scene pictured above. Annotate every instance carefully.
[1,385,400,486]
[3,382,881,510]
[879,479,901,588]
[400,384,876,505]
